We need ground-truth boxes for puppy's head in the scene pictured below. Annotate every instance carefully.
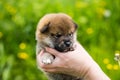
[36,13,77,52]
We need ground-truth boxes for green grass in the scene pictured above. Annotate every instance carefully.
[0,0,120,80]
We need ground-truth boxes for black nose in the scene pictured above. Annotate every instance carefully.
[64,41,71,47]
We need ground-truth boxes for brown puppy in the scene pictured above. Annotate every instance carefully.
[36,13,81,80]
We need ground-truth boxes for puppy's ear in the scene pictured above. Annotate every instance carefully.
[40,22,50,33]
[73,22,78,30]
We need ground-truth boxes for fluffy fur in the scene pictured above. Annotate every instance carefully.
[36,13,81,80]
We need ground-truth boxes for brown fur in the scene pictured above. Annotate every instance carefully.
[36,13,76,41]
[36,13,81,80]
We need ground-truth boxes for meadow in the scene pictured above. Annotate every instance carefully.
[0,0,120,80]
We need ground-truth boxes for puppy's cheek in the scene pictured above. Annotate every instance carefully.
[43,37,54,48]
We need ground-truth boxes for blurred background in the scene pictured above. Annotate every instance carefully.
[0,0,120,80]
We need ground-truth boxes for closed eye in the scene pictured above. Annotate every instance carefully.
[50,33,62,38]
[55,34,62,38]
[68,33,73,37]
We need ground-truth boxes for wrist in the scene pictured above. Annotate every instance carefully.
[84,61,110,80]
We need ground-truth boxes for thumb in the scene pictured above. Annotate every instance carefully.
[45,47,61,56]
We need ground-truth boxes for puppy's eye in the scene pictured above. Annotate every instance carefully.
[50,33,62,38]
[50,33,54,36]
[68,33,73,37]
[55,34,62,38]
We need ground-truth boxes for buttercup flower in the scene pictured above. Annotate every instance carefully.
[113,64,119,70]
[103,58,109,64]
[18,52,29,60]
[86,28,93,35]
[96,8,105,18]
[106,64,113,70]
[75,1,88,9]
[19,43,26,49]
[99,1,106,7]
[5,3,17,15]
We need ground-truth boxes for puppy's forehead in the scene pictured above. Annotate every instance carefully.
[48,14,75,34]
[38,13,75,34]
[50,20,74,34]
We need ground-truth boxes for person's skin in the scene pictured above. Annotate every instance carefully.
[37,42,110,80]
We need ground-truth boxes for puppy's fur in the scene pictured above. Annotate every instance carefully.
[36,13,81,80]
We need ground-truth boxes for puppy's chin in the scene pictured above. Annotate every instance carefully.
[55,44,73,52]
[55,46,66,52]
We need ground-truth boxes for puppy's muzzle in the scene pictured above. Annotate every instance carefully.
[64,40,71,47]
[55,40,73,52]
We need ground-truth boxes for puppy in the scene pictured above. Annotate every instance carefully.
[36,13,81,80]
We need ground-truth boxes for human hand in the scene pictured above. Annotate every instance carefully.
[37,42,110,80]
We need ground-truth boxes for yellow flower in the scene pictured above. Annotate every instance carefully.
[4,4,17,15]
[93,0,106,7]
[99,1,106,7]
[75,1,88,9]
[19,43,26,49]
[86,28,93,35]
[103,58,109,64]
[0,32,3,39]
[106,64,113,70]
[18,52,29,60]
[96,8,105,19]
[113,64,119,70]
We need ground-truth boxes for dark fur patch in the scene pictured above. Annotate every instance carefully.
[40,22,50,33]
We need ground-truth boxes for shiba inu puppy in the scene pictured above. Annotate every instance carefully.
[36,13,81,80]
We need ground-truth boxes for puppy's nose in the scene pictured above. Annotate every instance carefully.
[64,41,71,47]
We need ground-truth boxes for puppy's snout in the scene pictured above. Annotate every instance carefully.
[64,40,71,47]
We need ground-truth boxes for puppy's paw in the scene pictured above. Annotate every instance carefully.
[42,58,53,64]
[41,53,54,64]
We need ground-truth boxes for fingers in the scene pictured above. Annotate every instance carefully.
[37,61,57,73]
[36,49,44,62]
[38,62,58,72]
[37,49,56,69]
[39,49,44,56]
[37,48,63,73]
[37,49,45,69]
[45,47,61,56]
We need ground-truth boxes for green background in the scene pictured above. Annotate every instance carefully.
[0,0,120,80]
